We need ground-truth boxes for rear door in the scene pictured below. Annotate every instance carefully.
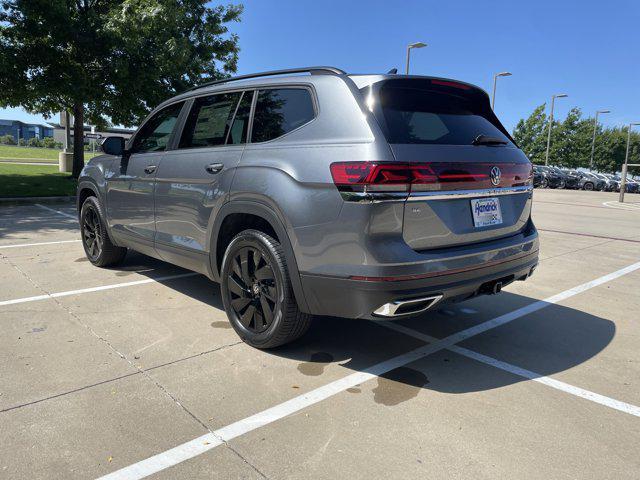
[153,90,253,271]
[364,78,532,250]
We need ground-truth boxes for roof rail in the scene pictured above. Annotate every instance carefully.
[186,66,347,92]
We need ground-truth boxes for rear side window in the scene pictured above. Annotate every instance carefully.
[251,88,315,142]
[179,92,243,148]
[366,80,511,146]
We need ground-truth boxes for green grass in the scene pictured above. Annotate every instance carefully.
[0,144,99,162]
[0,163,77,197]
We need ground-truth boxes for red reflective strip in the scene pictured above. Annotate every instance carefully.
[349,250,539,282]
[431,79,472,90]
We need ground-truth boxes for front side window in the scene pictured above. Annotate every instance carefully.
[179,92,243,149]
[251,88,315,143]
[131,102,184,153]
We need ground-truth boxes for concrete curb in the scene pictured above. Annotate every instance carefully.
[0,195,76,205]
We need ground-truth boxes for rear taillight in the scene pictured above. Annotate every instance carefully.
[330,162,532,193]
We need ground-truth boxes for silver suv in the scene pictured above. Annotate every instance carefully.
[78,66,538,348]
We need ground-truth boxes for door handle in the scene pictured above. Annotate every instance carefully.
[144,165,157,174]
[205,163,224,174]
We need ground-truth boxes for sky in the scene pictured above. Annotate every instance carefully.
[3,0,639,133]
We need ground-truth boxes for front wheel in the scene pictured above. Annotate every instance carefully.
[80,196,127,267]
[542,178,549,188]
[220,229,312,349]
[583,182,594,191]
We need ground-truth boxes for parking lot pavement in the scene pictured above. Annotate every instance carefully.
[1,189,639,479]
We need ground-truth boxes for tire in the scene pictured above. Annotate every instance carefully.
[80,196,127,267]
[558,180,566,189]
[542,178,549,188]
[583,182,594,191]
[220,229,312,349]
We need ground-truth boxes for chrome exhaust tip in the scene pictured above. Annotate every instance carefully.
[373,294,443,318]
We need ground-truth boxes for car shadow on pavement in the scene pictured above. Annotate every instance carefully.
[147,266,615,401]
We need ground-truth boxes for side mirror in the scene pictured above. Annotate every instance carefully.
[101,136,126,156]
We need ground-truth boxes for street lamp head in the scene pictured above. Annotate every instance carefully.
[408,42,427,49]
[597,110,611,114]
[496,71,512,77]
[554,94,568,98]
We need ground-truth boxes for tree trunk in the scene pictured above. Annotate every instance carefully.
[72,102,85,179]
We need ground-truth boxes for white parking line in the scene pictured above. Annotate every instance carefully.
[0,239,81,249]
[602,200,640,211]
[35,203,77,220]
[0,273,199,307]
[381,323,640,418]
[96,260,640,480]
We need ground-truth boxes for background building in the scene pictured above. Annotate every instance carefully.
[0,119,53,142]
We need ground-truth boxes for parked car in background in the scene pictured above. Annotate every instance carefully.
[622,176,640,193]
[537,165,565,188]
[588,172,608,191]
[561,169,583,189]
[600,173,620,192]
[533,165,545,187]
[77,66,538,348]
[578,172,605,191]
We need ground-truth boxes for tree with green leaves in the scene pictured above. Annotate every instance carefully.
[513,104,640,173]
[512,104,548,164]
[0,0,243,177]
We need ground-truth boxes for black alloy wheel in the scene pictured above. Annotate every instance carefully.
[220,229,312,348]
[82,204,103,261]
[227,246,278,334]
[79,196,127,267]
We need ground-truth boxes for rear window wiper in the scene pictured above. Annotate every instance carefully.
[472,134,508,146]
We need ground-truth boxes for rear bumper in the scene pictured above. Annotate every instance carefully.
[300,228,539,319]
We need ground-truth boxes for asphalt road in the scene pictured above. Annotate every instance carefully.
[1,189,639,479]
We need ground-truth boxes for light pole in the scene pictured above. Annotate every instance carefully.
[589,109,610,170]
[405,42,427,75]
[545,93,568,166]
[491,72,512,110]
[619,122,640,203]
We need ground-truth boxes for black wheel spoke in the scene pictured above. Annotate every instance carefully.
[259,295,273,324]
[253,308,264,329]
[239,304,255,328]
[255,263,274,282]
[231,297,252,312]
[239,250,250,284]
[263,285,277,302]
[228,275,248,296]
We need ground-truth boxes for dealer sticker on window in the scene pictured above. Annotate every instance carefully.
[470,197,503,228]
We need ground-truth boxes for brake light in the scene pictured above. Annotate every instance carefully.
[330,162,532,193]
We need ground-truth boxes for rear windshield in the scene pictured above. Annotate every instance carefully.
[363,79,512,146]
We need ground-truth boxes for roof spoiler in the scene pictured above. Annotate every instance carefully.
[187,66,347,92]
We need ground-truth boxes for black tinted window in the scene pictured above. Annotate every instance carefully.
[228,91,253,145]
[369,83,510,146]
[179,92,243,148]
[131,102,184,153]
[252,88,315,142]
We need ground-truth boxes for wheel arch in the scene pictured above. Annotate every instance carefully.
[76,180,100,218]
[209,201,310,313]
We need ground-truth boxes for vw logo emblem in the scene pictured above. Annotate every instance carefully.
[490,166,501,186]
